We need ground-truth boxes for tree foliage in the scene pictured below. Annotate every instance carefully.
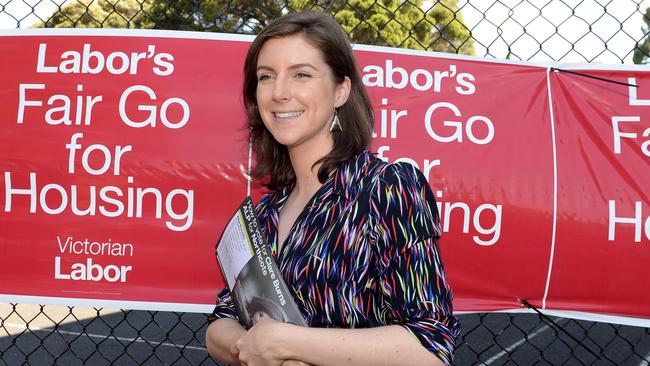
[35,0,151,28]
[633,7,650,64]
[329,0,473,54]
[36,0,474,55]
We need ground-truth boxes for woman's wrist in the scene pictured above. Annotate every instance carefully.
[272,321,305,361]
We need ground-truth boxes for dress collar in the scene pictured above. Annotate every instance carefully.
[268,149,375,208]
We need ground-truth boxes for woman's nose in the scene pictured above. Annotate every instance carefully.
[272,77,290,102]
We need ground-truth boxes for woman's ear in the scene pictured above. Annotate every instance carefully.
[335,76,351,107]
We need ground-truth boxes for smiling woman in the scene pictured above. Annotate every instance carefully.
[205,11,460,366]
[254,34,349,154]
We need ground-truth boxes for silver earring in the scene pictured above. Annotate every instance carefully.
[330,108,342,132]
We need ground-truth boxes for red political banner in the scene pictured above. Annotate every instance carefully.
[545,67,650,319]
[0,30,648,326]
[354,50,555,312]
[0,31,254,311]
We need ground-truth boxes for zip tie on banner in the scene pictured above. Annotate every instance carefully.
[550,67,638,88]
[247,127,253,197]
[517,298,604,361]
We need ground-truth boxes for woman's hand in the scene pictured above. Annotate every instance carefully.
[205,318,247,365]
[232,318,292,366]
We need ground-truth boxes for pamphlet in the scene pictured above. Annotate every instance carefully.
[216,197,307,329]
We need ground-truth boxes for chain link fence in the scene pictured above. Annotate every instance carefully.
[2,303,650,365]
[1,0,650,365]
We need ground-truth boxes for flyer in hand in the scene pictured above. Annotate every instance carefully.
[215,197,307,329]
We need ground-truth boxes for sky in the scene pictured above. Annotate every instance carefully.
[1,0,649,64]
[1,0,62,28]
[456,0,650,63]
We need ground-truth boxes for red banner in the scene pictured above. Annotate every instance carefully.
[547,67,650,320]
[0,30,648,326]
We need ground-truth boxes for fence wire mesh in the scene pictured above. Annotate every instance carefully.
[1,0,650,365]
[2,303,650,365]
[1,0,649,63]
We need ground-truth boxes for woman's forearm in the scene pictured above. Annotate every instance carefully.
[205,318,247,365]
[279,324,446,366]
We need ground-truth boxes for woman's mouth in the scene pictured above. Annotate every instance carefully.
[273,111,304,119]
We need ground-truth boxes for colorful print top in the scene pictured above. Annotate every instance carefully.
[209,150,461,364]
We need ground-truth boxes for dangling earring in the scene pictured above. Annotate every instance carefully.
[330,108,342,132]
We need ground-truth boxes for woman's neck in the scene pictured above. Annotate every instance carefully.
[288,142,332,199]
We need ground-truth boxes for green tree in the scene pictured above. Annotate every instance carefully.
[35,0,152,28]
[328,0,473,54]
[633,7,650,64]
[36,0,474,55]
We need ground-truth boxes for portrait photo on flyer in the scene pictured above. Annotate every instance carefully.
[215,197,307,329]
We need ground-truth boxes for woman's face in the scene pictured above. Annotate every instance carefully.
[251,310,270,325]
[255,34,350,151]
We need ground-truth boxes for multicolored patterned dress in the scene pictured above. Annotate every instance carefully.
[209,150,461,364]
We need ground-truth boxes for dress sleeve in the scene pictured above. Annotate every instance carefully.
[372,162,461,365]
[207,287,240,323]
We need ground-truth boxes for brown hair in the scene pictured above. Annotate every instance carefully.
[243,11,374,190]
[245,296,287,323]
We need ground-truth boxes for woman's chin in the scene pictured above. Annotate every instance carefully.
[269,133,300,148]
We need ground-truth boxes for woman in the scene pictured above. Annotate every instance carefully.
[205,11,460,366]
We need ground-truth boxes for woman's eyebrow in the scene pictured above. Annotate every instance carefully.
[256,65,274,72]
[256,63,318,72]
[288,63,318,71]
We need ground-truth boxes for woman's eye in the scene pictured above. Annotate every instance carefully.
[257,74,272,81]
[295,72,311,79]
